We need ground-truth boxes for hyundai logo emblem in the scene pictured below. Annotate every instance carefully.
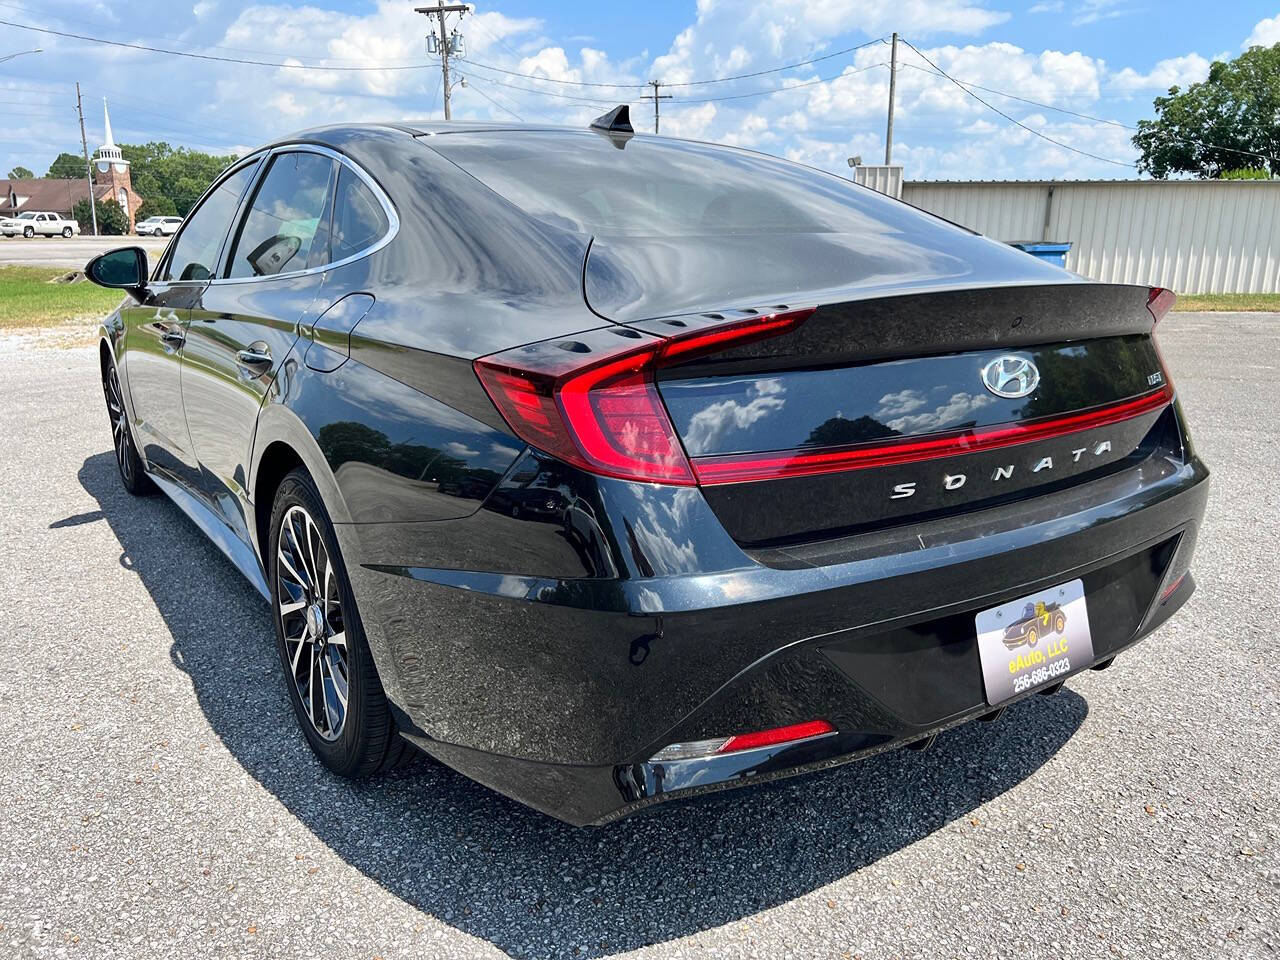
[980,355,1040,399]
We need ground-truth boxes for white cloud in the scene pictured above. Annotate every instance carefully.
[1070,0,1134,26]
[1244,14,1280,48]
[1109,53,1210,94]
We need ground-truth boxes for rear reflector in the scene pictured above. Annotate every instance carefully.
[1159,571,1188,602]
[474,309,813,485]
[1147,287,1176,324]
[693,383,1174,486]
[649,719,835,762]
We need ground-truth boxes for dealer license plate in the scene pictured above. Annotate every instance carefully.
[975,579,1094,705]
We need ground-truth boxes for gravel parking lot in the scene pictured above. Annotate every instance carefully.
[0,312,1276,959]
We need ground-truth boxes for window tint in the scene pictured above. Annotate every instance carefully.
[330,167,390,262]
[430,130,900,238]
[165,162,258,282]
[227,152,334,279]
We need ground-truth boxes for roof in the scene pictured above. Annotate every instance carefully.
[0,177,116,214]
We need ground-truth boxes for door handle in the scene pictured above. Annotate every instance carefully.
[161,327,185,346]
[236,347,272,368]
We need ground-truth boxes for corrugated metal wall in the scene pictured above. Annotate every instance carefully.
[852,164,904,199]
[901,180,1280,294]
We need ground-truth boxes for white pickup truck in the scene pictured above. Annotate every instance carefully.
[0,211,81,238]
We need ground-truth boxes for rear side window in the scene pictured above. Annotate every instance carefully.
[165,162,259,282]
[330,166,390,263]
[227,152,335,278]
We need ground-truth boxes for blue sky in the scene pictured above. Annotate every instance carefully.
[2,1,1278,182]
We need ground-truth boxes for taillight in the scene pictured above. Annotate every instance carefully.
[1147,287,1176,324]
[649,719,835,762]
[474,309,813,485]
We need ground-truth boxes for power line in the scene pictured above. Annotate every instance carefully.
[900,38,1137,168]
[663,37,887,87]
[453,73,634,106]
[896,60,1135,129]
[897,51,1280,168]
[673,62,886,104]
[458,58,646,89]
[461,36,888,90]
[0,17,437,71]
[460,76,525,121]
[0,0,412,62]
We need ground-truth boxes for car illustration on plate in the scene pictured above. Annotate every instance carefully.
[1003,600,1068,649]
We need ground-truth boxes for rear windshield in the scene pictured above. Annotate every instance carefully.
[427,129,897,238]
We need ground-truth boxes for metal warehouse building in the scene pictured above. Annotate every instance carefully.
[900,179,1280,294]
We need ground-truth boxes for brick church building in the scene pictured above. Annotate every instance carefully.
[0,100,144,231]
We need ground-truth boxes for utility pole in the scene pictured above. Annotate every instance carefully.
[415,2,469,120]
[75,82,98,237]
[884,32,898,165]
[641,81,671,134]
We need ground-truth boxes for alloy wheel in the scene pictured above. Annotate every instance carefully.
[103,365,134,487]
[276,504,350,741]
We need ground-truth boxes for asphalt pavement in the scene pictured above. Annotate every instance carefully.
[0,235,168,269]
[0,312,1276,959]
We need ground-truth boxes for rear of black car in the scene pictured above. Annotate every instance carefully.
[370,129,1209,825]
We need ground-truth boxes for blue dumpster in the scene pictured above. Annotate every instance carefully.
[1009,241,1072,268]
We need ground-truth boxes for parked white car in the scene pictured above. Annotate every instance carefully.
[135,215,183,237]
[0,211,80,238]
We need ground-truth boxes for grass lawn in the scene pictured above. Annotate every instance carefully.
[1174,292,1280,312]
[0,266,124,330]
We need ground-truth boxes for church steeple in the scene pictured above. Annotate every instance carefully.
[96,98,125,165]
[93,98,136,230]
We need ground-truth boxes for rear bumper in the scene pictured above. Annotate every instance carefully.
[338,421,1208,826]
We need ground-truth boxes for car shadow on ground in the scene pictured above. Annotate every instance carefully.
[75,450,1089,958]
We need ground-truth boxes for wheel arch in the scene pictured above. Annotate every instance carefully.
[249,401,355,561]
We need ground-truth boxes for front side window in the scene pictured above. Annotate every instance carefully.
[330,166,390,262]
[165,162,259,282]
[227,152,334,279]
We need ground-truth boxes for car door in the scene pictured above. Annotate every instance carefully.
[181,148,338,543]
[36,213,53,236]
[118,158,261,491]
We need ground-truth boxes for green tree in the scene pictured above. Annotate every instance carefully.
[119,141,236,216]
[134,195,178,221]
[1219,167,1271,180]
[73,197,129,235]
[7,166,33,179]
[46,152,85,179]
[1133,44,1280,179]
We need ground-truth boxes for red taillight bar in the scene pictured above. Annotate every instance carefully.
[693,383,1175,486]
[1147,287,1176,324]
[474,309,814,486]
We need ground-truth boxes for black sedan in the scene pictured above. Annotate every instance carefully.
[87,112,1208,825]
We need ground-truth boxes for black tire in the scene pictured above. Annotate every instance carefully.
[62,226,72,238]
[22,226,33,238]
[269,468,412,777]
[101,359,155,496]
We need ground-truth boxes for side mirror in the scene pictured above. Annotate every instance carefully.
[85,246,148,295]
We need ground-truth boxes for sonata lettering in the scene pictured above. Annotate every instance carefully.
[889,438,1114,500]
